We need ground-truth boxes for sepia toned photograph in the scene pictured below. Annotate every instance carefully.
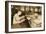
[5,1,45,33]
[11,5,42,28]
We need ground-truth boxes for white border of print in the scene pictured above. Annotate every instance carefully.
[8,2,44,32]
